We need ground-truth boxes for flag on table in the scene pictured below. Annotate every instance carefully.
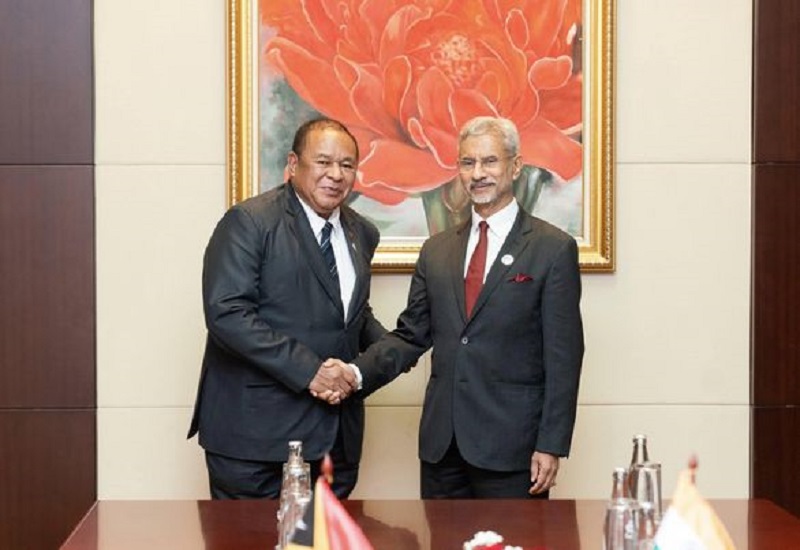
[286,475,373,550]
[654,462,735,550]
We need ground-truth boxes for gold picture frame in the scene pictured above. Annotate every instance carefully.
[227,0,615,273]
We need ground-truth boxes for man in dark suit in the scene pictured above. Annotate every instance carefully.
[336,116,584,499]
[188,118,386,499]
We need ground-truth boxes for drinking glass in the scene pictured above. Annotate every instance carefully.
[637,503,658,550]
[629,462,662,525]
[603,498,642,550]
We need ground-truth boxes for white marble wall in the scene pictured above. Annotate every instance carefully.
[95,0,753,500]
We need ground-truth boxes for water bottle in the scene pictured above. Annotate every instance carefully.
[280,442,310,497]
[629,434,649,470]
[277,441,311,521]
[627,434,662,527]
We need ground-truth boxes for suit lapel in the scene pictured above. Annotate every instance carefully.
[449,220,472,324]
[284,185,345,317]
[468,209,532,321]
[341,209,368,325]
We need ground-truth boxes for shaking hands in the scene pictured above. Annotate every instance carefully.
[308,358,358,405]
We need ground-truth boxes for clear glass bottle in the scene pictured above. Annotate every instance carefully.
[629,434,649,469]
[627,434,662,530]
[276,441,312,550]
[277,441,311,520]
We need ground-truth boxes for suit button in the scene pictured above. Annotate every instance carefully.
[461,336,469,345]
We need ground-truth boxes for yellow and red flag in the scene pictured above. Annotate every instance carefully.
[286,476,373,550]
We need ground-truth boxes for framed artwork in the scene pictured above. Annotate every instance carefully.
[227,0,615,272]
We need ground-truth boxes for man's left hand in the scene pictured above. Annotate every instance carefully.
[529,451,559,495]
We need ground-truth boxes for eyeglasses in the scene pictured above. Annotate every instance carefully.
[457,155,514,173]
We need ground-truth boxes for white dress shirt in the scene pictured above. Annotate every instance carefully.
[296,198,356,321]
[463,200,519,280]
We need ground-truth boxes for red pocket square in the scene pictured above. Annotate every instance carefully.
[509,273,533,283]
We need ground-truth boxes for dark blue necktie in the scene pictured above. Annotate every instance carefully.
[320,221,339,283]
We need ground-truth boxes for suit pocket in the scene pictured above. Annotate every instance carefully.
[245,380,278,388]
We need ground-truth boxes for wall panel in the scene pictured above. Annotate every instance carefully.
[0,0,93,164]
[0,411,95,549]
[0,167,95,408]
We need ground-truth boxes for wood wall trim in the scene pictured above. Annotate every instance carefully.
[752,165,800,406]
[752,0,800,519]
[0,0,96,547]
[753,0,800,162]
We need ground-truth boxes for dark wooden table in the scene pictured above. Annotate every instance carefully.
[61,499,800,549]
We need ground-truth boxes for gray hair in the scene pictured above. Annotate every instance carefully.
[458,116,520,157]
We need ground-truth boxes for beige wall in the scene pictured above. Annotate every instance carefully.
[95,0,752,500]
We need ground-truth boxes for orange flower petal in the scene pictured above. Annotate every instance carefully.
[519,119,582,181]
[450,89,498,130]
[262,0,333,62]
[301,0,341,49]
[406,117,428,149]
[379,4,428,65]
[539,75,582,131]
[359,138,456,195]
[479,35,529,111]
[343,60,405,140]
[411,118,459,167]
[530,55,573,90]
[383,56,413,123]
[353,182,410,205]
[415,67,456,130]
[527,0,568,57]
[506,84,540,129]
[505,8,530,51]
[264,39,358,123]
[332,54,359,89]
[476,57,512,104]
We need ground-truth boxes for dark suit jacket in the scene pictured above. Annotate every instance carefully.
[358,207,584,471]
[188,184,386,463]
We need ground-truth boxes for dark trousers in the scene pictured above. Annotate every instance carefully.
[420,438,549,499]
[205,429,358,500]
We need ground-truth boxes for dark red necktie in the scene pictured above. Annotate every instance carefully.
[465,221,489,317]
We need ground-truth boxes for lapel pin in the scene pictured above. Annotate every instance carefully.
[501,254,514,266]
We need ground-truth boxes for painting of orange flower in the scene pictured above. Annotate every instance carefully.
[228,0,614,271]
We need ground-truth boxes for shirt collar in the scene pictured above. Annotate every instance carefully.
[471,200,519,236]
[296,194,342,237]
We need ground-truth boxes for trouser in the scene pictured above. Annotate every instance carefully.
[420,437,549,499]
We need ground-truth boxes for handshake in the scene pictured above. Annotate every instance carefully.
[308,358,358,405]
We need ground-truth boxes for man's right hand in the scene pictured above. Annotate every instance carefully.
[308,359,357,404]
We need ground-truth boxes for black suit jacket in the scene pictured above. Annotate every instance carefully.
[188,184,386,463]
[358,207,584,471]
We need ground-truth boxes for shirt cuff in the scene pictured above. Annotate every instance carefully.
[349,363,363,391]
